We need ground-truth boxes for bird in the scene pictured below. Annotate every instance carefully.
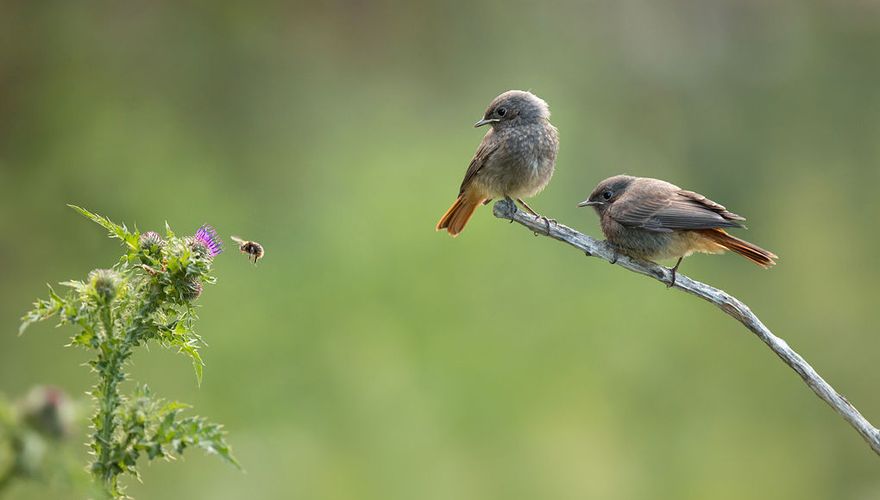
[578,175,777,285]
[436,90,559,236]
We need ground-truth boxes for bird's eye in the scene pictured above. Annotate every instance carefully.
[602,190,613,200]
[496,107,507,117]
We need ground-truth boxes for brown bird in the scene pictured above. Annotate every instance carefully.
[578,175,776,285]
[436,90,559,236]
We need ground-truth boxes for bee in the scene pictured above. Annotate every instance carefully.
[230,236,264,264]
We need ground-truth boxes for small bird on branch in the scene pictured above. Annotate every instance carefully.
[579,175,777,286]
[437,90,559,236]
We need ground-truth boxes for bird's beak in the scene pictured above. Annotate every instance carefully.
[474,118,500,128]
[577,200,602,207]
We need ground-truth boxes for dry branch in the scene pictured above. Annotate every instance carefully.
[492,198,880,456]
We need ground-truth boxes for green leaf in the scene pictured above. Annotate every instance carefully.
[68,205,138,250]
[69,325,97,348]
[124,393,241,470]
[159,401,191,414]
[171,416,240,469]
[165,321,205,386]
[182,344,204,387]
[19,285,66,335]
[60,280,87,293]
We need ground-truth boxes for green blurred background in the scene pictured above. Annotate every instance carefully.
[2,0,879,498]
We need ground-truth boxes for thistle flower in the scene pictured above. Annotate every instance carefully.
[191,225,223,259]
[20,207,239,496]
[139,231,164,252]
[19,386,75,441]
[88,269,121,303]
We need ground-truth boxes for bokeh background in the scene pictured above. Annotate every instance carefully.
[2,0,879,498]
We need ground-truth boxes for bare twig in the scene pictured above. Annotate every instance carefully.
[492,198,880,456]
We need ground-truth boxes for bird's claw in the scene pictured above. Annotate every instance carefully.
[666,257,683,288]
[536,215,554,235]
[666,269,677,288]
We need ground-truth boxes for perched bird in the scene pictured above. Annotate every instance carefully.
[436,90,559,236]
[578,175,777,285]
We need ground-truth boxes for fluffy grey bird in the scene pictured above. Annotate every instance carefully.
[437,90,559,236]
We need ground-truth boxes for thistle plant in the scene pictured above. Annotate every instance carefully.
[19,207,238,499]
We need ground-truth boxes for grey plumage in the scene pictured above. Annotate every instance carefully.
[437,90,559,236]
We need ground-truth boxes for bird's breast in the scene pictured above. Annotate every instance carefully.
[473,123,557,198]
[602,220,726,261]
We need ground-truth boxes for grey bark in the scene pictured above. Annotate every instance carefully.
[493,198,880,456]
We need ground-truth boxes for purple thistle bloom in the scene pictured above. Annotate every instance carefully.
[193,225,223,257]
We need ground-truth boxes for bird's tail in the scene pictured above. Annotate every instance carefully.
[702,229,777,268]
[436,190,486,237]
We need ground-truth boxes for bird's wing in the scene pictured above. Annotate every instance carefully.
[458,136,500,195]
[612,190,746,232]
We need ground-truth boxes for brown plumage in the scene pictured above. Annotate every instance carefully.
[437,90,559,236]
[578,175,776,283]
[436,190,487,236]
[700,229,776,268]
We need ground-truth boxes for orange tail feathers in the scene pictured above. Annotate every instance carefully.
[703,229,778,268]
[436,191,486,236]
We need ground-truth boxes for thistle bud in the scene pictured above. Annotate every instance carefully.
[19,386,75,441]
[88,269,121,303]
[139,231,164,253]
[181,277,203,302]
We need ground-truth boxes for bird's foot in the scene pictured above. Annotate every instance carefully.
[492,197,514,218]
[537,215,556,235]
[666,257,683,288]
[526,215,554,236]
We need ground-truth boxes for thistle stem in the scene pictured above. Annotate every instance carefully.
[91,293,157,497]
[93,303,124,496]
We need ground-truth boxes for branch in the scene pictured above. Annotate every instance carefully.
[492,198,880,456]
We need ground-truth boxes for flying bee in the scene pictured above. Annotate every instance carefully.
[230,236,264,264]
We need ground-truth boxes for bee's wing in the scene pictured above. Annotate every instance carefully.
[230,236,245,244]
